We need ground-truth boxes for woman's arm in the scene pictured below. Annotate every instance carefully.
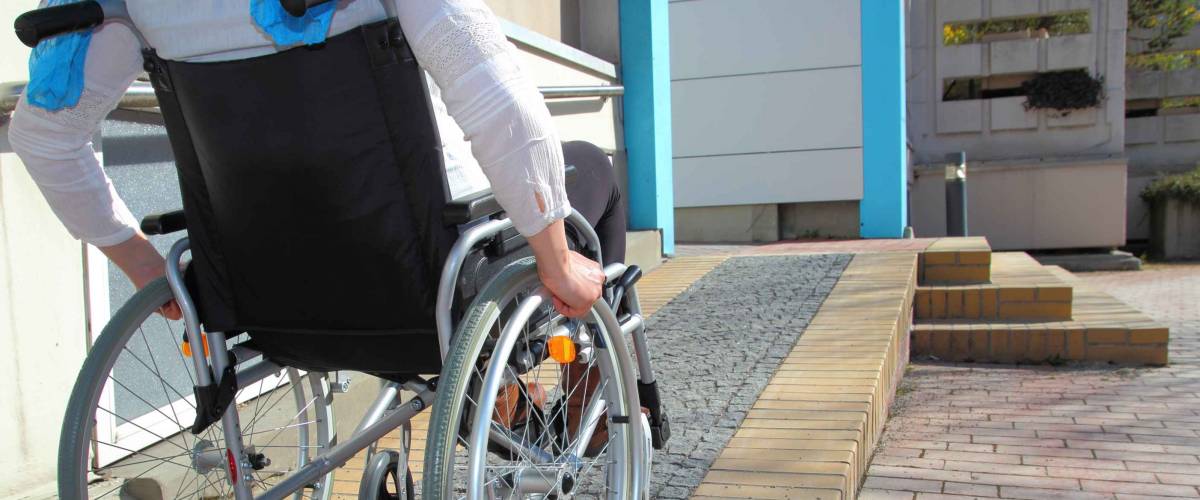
[9,22,162,284]
[396,0,604,316]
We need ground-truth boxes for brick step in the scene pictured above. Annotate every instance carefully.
[915,284,1072,320]
[912,280,1169,365]
[918,236,991,284]
[916,252,1075,321]
[912,321,1167,365]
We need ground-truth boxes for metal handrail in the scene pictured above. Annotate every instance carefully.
[0,80,622,114]
[538,85,624,99]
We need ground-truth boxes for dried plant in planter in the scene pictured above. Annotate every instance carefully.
[1022,69,1105,115]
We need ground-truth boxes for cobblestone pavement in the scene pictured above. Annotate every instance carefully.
[862,264,1200,500]
[645,254,850,499]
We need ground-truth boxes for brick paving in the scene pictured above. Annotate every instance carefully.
[862,263,1200,500]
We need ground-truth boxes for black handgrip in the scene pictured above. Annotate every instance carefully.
[140,210,188,236]
[14,1,104,48]
[608,265,643,314]
[618,265,643,290]
[279,0,338,17]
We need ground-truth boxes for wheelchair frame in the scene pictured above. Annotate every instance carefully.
[20,1,665,497]
[151,210,656,500]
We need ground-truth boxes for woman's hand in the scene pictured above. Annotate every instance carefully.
[527,219,605,318]
[538,250,605,317]
[99,233,182,320]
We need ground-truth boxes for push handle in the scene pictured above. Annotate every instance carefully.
[279,0,338,17]
[14,1,105,48]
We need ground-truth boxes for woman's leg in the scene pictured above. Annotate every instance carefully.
[559,142,634,453]
[562,141,626,266]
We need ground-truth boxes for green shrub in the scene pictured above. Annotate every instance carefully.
[1141,166,1200,204]
[1022,70,1105,111]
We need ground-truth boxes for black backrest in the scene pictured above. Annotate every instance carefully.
[146,20,457,372]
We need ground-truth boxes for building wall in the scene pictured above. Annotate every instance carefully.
[906,0,1129,249]
[911,157,1127,250]
[669,0,864,208]
[486,0,563,41]
[668,0,865,242]
[0,3,91,496]
[907,0,1127,163]
[1125,25,1200,240]
[509,38,619,152]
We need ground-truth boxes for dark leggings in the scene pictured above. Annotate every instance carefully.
[562,141,626,266]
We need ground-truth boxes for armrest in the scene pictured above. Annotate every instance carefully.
[442,164,577,226]
[141,209,187,235]
[443,190,502,226]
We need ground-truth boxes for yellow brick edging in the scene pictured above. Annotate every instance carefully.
[692,253,918,500]
[919,237,991,285]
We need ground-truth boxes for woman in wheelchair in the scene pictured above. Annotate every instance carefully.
[11,0,664,498]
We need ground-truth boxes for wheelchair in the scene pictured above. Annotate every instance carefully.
[17,1,670,498]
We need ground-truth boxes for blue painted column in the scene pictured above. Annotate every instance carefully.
[859,0,908,238]
[619,0,675,255]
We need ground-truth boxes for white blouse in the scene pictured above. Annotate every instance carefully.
[8,0,570,244]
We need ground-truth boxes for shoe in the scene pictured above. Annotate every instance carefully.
[557,363,650,458]
[488,381,550,459]
[492,381,547,428]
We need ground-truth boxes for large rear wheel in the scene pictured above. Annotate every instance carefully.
[423,258,642,499]
[58,278,336,499]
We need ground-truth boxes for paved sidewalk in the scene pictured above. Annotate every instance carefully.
[861,264,1200,500]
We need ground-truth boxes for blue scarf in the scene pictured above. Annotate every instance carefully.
[27,1,338,111]
[25,0,93,111]
[249,0,338,47]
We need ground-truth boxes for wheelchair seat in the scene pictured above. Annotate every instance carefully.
[143,18,520,378]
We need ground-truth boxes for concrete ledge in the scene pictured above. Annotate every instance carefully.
[1033,251,1143,272]
[693,253,918,499]
[625,229,665,274]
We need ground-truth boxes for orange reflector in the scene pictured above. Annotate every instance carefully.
[182,332,210,357]
[547,336,576,364]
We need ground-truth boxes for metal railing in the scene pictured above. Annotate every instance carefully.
[0,81,622,114]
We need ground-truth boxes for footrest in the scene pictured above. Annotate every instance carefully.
[650,412,671,450]
[637,380,670,449]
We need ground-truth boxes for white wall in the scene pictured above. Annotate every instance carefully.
[911,158,1128,250]
[511,42,619,152]
[669,0,864,209]
[486,0,563,41]
[907,0,1127,164]
[0,3,91,496]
